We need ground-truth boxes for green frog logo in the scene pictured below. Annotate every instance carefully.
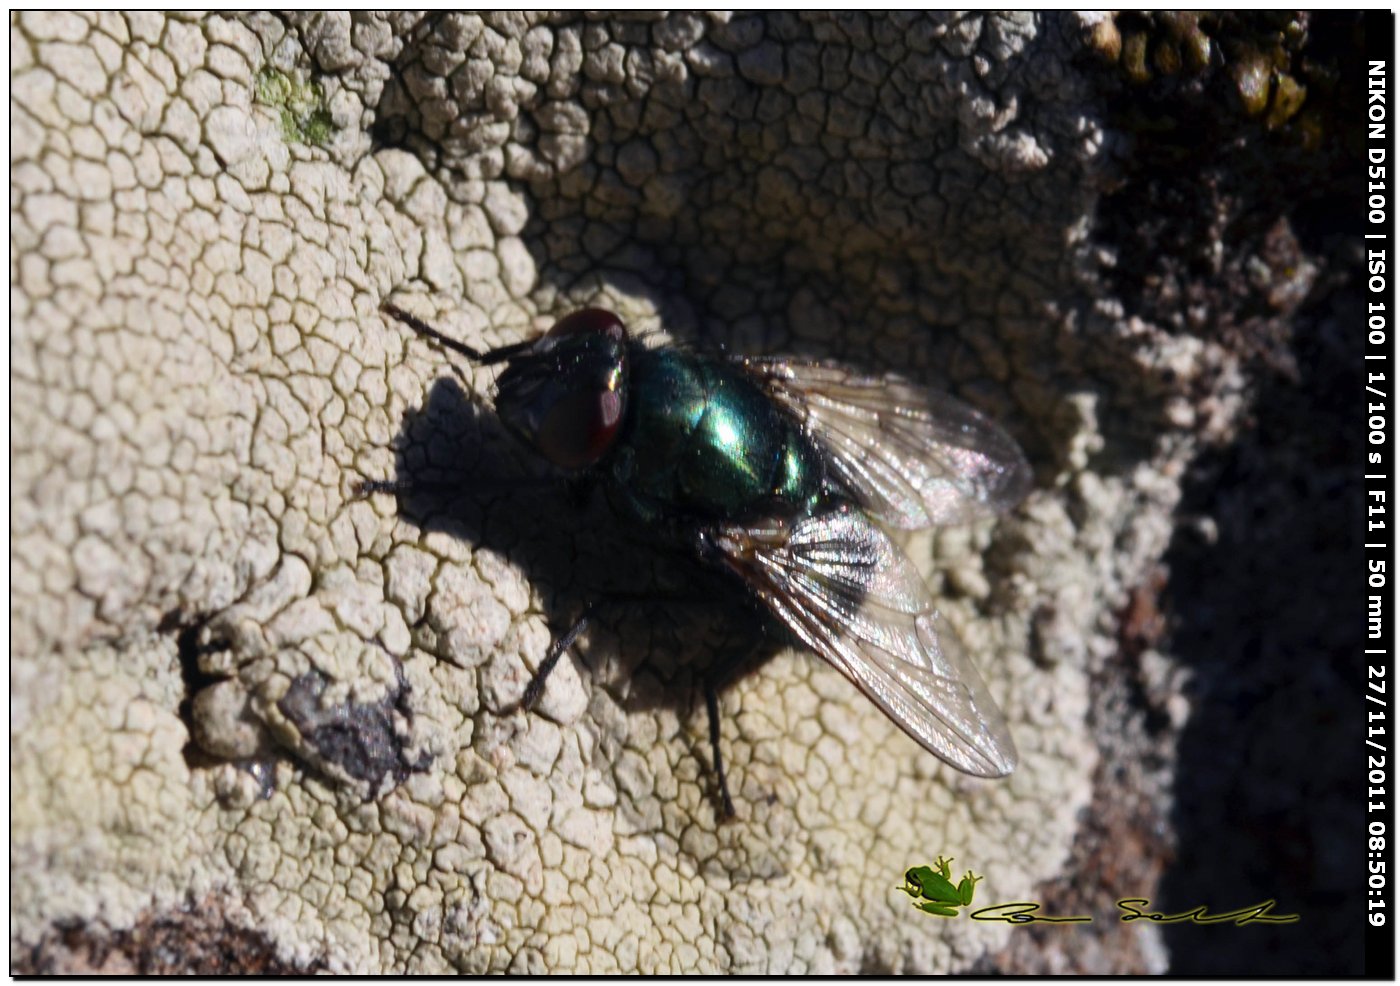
[898,855,983,917]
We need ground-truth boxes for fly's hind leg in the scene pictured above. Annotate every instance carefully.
[704,681,736,820]
[703,632,767,821]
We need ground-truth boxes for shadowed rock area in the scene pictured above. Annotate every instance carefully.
[10,10,1369,974]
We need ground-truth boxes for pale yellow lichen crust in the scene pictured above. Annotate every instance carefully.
[12,12,1226,972]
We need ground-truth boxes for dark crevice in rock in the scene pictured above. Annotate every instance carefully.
[277,658,431,794]
[163,610,229,772]
[13,897,325,976]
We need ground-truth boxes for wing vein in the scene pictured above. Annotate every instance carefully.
[744,357,1032,529]
[711,504,1017,777]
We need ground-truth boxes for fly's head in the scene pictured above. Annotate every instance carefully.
[494,308,629,471]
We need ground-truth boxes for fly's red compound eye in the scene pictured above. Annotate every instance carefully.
[493,308,630,471]
[534,375,626,470]
[546,308,627,344]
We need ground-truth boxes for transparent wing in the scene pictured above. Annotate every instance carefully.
[743,357,1032,529]
[706,503,1017,777]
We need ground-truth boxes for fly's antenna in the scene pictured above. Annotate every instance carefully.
[380,301,533,365]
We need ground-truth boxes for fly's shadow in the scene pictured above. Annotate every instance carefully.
[370,373,783,813]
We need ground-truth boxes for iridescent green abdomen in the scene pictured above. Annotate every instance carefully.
[606,348,825,526]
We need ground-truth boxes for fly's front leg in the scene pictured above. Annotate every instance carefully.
[381,301,536,365]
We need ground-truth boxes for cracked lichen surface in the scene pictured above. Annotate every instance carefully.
[12,11,1229,972]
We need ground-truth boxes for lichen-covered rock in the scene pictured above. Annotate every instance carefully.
[13,10,1334,974]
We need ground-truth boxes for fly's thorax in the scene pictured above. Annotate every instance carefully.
[608,347,826,525]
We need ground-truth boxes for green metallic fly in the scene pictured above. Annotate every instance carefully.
[367,303,1031,816]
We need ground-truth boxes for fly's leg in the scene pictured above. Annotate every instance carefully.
[350,473,414,495]
[520,604,597,711]
[516,588,761,820]
[703,632,766,820]
[519,591,691,710]
[352,474,567,501]
[381,301,536,366]
[704,681,736,820]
